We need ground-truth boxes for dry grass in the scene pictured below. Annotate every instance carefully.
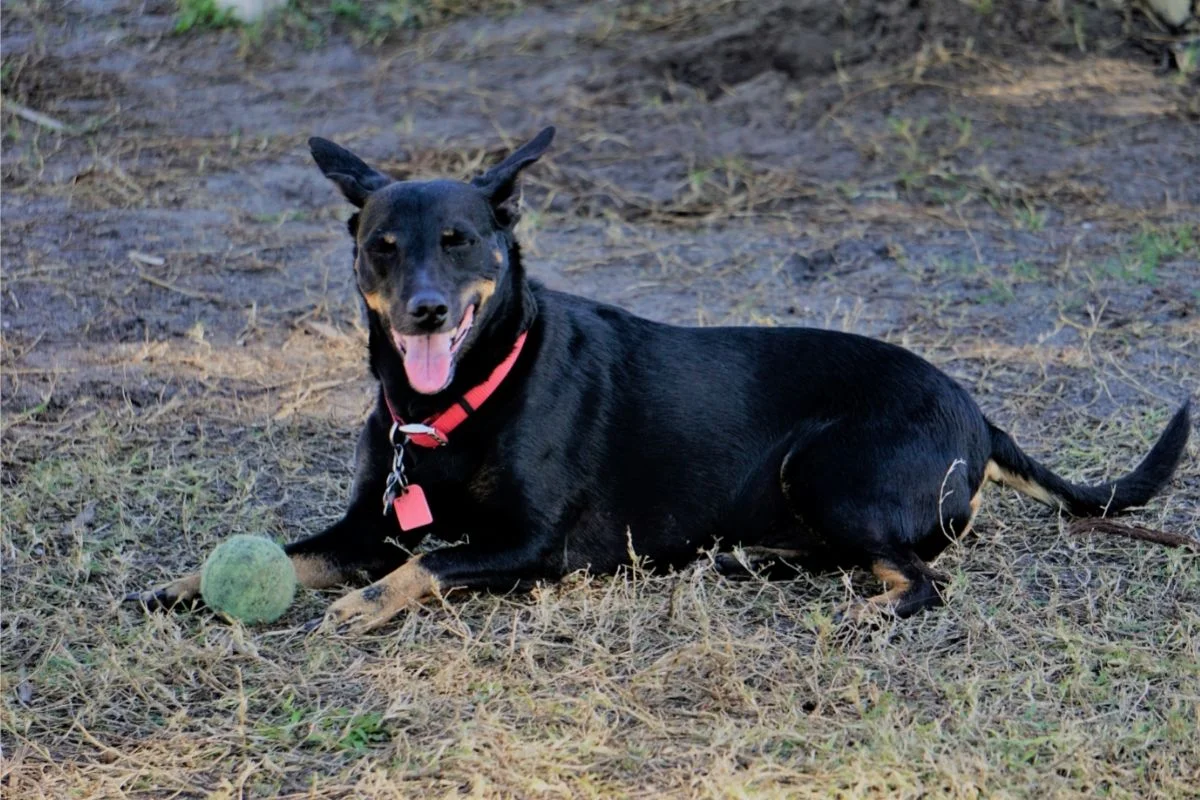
[4,0,1200,797]
[2,387,1199,796]
[3,237,1198,796]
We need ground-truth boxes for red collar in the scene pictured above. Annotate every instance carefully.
[383,332,528,448]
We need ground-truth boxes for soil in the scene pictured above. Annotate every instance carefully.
[4,2,1198,410]
[2,0,1198,795]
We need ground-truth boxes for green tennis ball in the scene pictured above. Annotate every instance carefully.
[201,535,296,624]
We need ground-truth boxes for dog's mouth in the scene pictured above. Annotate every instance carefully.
[391,304,476,395]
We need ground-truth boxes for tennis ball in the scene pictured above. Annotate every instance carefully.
[201,535,296,624]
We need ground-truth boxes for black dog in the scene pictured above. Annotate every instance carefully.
[129,127,1191,633]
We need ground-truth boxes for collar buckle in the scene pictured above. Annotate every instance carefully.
[395,422,447,447]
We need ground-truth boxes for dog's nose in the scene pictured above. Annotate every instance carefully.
[407,291,450,329]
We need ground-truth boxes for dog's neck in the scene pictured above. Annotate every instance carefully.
[368,240,537,423]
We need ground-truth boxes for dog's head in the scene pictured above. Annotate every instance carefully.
[309,127,554,394]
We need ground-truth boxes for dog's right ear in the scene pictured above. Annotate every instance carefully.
[309,137,392,208]
[471,126,555,228]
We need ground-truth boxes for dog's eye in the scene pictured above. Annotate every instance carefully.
[370,235,397,255]
[441,229,472,249]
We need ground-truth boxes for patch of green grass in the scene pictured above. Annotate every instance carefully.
[1097,223,1199,283]
[1011,259,1039,279]
[1131,223,1197,268]
[983,277,1016,304]
[330,0,365,22]
[1172,41,1198,79]
[259,696,390,753]
[1013,203,1046,231]
[175,0,241,33]
[949,113,974,149]
[887,115,931,165]
[247,0,524,47]
[249,209,308,225]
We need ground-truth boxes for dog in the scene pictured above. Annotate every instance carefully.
[128,127,1191,634]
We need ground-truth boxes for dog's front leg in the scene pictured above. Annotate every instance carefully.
[127,408,402,613]
[313,538,555,635]
[123,508,410,613]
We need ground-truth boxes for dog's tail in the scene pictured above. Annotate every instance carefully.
[985,400,1191,517]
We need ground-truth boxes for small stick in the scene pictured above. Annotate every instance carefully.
[137,271,222,303]
[1,96,72,133]
[1068,518,1198,549]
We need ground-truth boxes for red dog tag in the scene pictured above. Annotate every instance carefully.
[393,484,433,530]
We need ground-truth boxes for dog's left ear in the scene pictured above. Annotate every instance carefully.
[472,126,555,228]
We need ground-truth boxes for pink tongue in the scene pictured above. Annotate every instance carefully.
[397,332,454,394]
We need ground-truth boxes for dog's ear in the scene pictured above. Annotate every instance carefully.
[309,137,392,208]
[471,126,555,228]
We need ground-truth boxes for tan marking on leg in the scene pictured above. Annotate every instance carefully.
[741,546,806,561]
[130,572,201,609]
[866,562,912,606]
[319,556,439,635]
[956,488,983,538]
[842,562,912,622]
[165,572,201,602]
[985,459,1058,507]
[291,555,346,589]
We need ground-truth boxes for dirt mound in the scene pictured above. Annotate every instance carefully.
[643,0,1131,95]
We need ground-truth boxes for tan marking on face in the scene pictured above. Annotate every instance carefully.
[291,555,345,590]
[382,232,397,244]
[984,459,1058,508]
[361,290,388,316]
[319,556,439,635]
[463,278,497,314]
[492,248,504,265]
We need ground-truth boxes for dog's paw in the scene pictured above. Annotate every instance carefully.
[309,585,396,635]
[124,573,203,613]
[712,552,754,580]
[306,558,439,635]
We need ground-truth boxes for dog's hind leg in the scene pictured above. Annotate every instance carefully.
[850,556,945,620]
[714,424,837,582]
[772,420,968,621]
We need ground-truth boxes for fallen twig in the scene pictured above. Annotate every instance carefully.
[1068,518,1198,550]
[1,95,72,133]
[137,271,223,303]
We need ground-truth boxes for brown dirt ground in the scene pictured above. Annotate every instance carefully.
[2,1,1199,797]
